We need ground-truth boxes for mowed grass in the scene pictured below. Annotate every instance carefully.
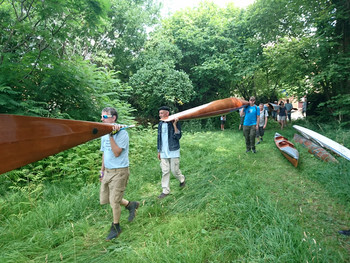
[0,120,349,262]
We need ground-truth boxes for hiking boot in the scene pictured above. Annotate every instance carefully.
[180,179,186,188]
[158,193,169,199]
[106,223,122,241]
[126,201,139,222]
[339,229,350,236]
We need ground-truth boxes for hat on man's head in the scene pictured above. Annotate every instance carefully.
[159,106,170,112]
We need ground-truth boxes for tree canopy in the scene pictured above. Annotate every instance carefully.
[0,0,159,121]
[1,0,349,125]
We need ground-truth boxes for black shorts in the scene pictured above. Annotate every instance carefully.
[256,127,264,137]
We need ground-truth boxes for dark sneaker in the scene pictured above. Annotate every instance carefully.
[158,193,169,199]
[126,201,139,222]
[180,179,186,188]
[256,141,260,145]
[106,223,122,241]
[261,137,263,142]
[339,229,350,236]
[252,149,257,153]
[246,149,251,153]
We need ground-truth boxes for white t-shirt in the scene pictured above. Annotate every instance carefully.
[259,109,268,127]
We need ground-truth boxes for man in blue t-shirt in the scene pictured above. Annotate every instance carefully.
[240,96,260,153]
[99,107,139,241]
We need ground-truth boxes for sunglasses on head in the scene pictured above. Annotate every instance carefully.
[102,115,113,119]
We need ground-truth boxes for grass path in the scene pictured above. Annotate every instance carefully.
[0,123,349,262]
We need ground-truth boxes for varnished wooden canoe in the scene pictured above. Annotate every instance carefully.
[0,114,116,174]
[274,133,299,167]
[161,97,248,122]
[293,125,350,161]
[293,134,338,163]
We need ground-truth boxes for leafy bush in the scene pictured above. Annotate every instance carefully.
[0,140,101,198]
[318,94,350,128]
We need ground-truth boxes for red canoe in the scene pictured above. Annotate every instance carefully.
[274,133,299,167]
[0,114,114,174]
[161,97,248,122]
[293,133,338,163]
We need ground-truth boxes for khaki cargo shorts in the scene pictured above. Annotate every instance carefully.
[100,167,129,206]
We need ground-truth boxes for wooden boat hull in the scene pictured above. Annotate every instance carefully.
[161,97,248,122]
[0,114,114,174]
[274,133,299,167]
[293,134,338,163]
[293,125,350,161]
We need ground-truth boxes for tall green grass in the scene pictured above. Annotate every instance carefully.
[0,121,349,262]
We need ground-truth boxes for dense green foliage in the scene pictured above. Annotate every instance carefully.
[0,0,160,119]
[130,0,350,125]
[1,0,349,124]
[1,122,349,262]
[129,37,194,116]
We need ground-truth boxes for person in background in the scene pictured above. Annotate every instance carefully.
[241,96,260,153]
[273,100,279,121]
[302,95,307,117]
[264,103,269,112]
[256,103,268,145]
[220,115,226,131]
[285,99,293,123]
[277,101,287,130]
[157,106,186,199]
[239,108,245,130]
[99,107,139,241]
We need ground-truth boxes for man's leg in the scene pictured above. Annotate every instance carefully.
[258,127,264,144]
[109,168,129,223]
[170,158,185,186]
[243,125,251,152]
[100,175,110,206]
[106,168,129,240]
[260,127,265,141]
[250,126,257,152]
[160,158,171,195]
[111,200,122,225]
